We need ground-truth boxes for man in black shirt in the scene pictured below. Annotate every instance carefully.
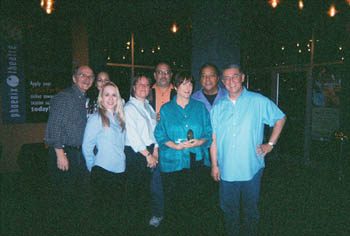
[45,65,94,234]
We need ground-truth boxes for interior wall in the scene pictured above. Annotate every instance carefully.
[0,15,89,173]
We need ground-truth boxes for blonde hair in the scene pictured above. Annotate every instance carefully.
[97,82,125,131]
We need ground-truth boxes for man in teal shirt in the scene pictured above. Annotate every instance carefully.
[210,64,286,236]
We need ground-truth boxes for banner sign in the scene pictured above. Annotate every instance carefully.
[25,70,64,123]
[1,43,26,124]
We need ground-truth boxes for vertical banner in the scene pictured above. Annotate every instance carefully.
[1,42,26,124]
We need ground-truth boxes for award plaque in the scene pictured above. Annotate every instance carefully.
[187,129,194,140]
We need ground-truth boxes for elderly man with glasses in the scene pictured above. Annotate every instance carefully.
[210,64,286,236]
[45,65,95,234]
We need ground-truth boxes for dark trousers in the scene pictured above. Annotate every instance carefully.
[220,168,264,236]
[125,145,154,223]
[161,155,205,235]
[90,166,126,235]
[47,147,90,235]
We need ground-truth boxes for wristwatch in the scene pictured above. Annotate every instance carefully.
[268,141,275,147]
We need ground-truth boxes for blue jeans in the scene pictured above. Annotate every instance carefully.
[219,168,264,236]
[150,165,164,217]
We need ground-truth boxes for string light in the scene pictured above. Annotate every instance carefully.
[299,0,304,10]
[269,0,279,8]
[40,0,55,14]
[327,4,337,17]
[171,24,178,33]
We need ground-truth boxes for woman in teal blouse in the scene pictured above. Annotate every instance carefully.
[154,71,212,232]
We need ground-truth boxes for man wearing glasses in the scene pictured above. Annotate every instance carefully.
[148,62,176,227]
[45,65,94,234]
[210,64,286,236]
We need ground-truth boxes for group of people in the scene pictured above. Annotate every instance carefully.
[45,62,286,236]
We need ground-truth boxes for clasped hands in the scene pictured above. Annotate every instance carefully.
[146,153,158,168]
[175,139,203,150]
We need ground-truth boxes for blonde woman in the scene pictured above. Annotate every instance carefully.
[82,81,126,234]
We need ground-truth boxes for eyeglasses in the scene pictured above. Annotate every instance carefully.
[156,70,171,76]
[135,83,150,88]
[77,73,95,80]
[97,78,110,83]
[222,74,241,81]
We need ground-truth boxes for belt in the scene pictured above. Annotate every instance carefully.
[64,145,82,150]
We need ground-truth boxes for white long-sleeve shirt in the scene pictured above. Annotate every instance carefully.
[124,96,158,153]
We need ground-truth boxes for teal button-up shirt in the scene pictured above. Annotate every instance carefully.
[155,96,212,173]
[211,88,285,181]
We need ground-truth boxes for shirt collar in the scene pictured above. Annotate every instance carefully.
[225,86,247,102]
[171,95,193,109]
[72,84,86,98]
[152,84,174,89]
[129,96,150,106]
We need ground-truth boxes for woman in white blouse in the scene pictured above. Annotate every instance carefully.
[124,74,158,228]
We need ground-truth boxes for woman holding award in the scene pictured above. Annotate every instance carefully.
[154,71,212,233]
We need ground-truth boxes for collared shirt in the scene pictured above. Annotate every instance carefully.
[155,96,212,173]
[191,86,227,112]
[152,84,175,113]
[45,84,88,149]
[82,112,126,173]
[210,87,285,181]
[124,96,158,153]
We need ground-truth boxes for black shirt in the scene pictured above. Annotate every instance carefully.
[203,93,218,105]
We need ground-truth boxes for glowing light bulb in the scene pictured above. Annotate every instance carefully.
[269,0,279,8]
[299,0,304,10]
[171,24,178,33]
[328,5,337,17]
